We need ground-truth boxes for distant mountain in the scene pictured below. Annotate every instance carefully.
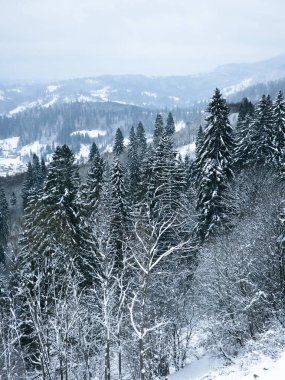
[228,77,285,103]
[1,55,285,113]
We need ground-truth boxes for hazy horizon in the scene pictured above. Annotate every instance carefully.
[1,0,285,82]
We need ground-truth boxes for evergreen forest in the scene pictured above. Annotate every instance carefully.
[1,88,285,379]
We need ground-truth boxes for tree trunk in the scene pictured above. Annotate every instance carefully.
[139,337,144,380]
[105,339,111,380]
[118,339,122,380]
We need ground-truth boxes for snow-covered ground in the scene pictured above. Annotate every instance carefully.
[0,156,26,176]
[20,141,46,156]
[70,129,106,138]
[169,351,285,380]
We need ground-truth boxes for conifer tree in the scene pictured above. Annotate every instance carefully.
[165,112,175,136]
[81,153,105,218]
[136,121,147,161]
[250,95,275,167]
[236,97,254,129]
[113,128,125,156]
[195,125,204,158]
[89,141,100,162]
[109,159,129,266]
[127,126,140,203]
[32,154,44,193]
[234,111,255,171]
[272,91,285,170]
[195,89,235,241]
[0,186,8,264]
[40,156,47,181]
[22,162,35,209]
[10,192,17,207]
[153,114,164,148]
[145,134,188,255]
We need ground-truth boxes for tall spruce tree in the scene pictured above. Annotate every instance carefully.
[153,114,164,148]
[113,128,125,156]
[165,112,175,136]
[195,89,235,241]
[0,186,8,264]
[22,162,34,209]
[195,125,204,158]
[235,111,255,171]
[81,152,105,218]
[109,159,129,266]
[250,95,275,168]
[127,126,140,204]
[136,121,147,161]
[89,141,100,162]
[272,91,285,170]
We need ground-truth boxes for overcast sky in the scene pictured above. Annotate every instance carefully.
[1,0,285,82]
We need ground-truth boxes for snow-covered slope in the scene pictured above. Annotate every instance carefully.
[170,351,285,380]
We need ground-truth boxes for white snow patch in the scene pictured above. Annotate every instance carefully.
[169,96,180,101]
[175,120,187,132]
[229,112,239,126]
[71,129,106,138]
[77,95,93,102]
[0,137,19,154]
[0,156,26,177]
[90,87,110,101]
[20,141,46,156]
[76,144,90,162]
[113,100,128,105]
[42,96,58,108]
[170,351,285,380]
[177,143,196,158]
[169,355,222,380]
[9,101,39,115]
[46,85,60,93]
[223,78,253,97]
[141,91,157,98]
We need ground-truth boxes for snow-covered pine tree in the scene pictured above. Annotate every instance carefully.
[40,156,47,179]
[22,155,45,210]
[153,114,164,148]
[272,91,285,170]
[89,141,100,162]
[32,153,44,194]
[113,128,125,156]
[234,108,255,171]
[165,112,175,136]
[195,88,235,241]
[195,125,204,158]
[236,97,254,129]
[127,126,140,204]
[21,162,34,209]
[145,133,189,256]
[250,94,275,168]
[81,152,105,219]
[136,121,147,162]
[109,159,129,266]
[10,192,17,207]
[0,185,8,264]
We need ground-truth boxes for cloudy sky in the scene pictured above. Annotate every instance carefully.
[1,0,285,82]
